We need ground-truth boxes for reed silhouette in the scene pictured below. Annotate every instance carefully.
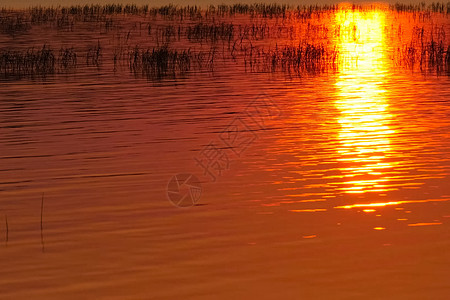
[0,3,448,79]
[41,193,45,253]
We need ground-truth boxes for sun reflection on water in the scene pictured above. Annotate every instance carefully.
[334,8,396,194]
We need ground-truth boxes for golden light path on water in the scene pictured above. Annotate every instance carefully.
[333,8,395,195]
[275,8,450,217]
[329,8,450,214]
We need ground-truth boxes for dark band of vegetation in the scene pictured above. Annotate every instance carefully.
[1,3,449,80]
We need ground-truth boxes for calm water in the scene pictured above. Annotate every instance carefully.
[1,5,450,299]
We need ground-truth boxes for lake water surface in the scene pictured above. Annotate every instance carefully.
[1,5,450,299]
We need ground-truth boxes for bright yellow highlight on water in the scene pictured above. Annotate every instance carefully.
[333,8,396,194]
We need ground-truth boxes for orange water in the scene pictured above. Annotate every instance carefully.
[0,7,450,299]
